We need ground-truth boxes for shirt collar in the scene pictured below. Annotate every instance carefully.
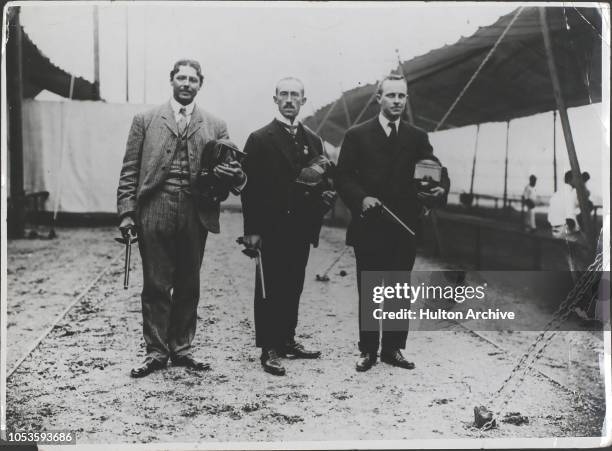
[378,112,401,136]
[170,97,195,117]
[275,112,300,128]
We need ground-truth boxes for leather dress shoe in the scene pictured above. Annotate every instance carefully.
[282,341,321,359]
[380,349,415,369]
[356,352,377,372]
[261,349,286,376]
[130,358,166,378]
[171,355,211,371]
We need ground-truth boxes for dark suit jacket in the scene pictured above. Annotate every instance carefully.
[241,120,325,246]
[117,101,232,233]
[336,117,446,250]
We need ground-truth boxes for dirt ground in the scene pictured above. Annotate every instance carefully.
[4,211,608,446]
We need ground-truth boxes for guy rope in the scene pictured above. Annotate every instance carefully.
[474,251,605,429]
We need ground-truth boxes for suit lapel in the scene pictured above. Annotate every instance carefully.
[368,117,388,151]
[397,121,414,157]
[187,105,204,138]
[160,101,179,136]
[267,120,300,170]
[301,125,321,158]
[388,121,417,183]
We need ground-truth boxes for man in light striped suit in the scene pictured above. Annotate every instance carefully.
[117,59,245,378]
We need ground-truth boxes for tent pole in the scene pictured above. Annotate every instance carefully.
[7,7,25,238]
[539,7,595,246]
[314,98,340,135]
[469,124,480,195]
[143,11,147,103]
[352,89,378,126]
[503,121,510,209]
[395,51,415,125]
[404,89,415,126]
[552,110,558,192]
[125,7,129,103]
[93,5,100,95]
[315,82,378,137]
[340,91,352,128]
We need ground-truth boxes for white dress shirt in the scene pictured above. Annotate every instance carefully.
[378,112,401,137]
[170,97,195,125]
[522,184,537,206]
[547,183,579,229]
[275,112,300,129]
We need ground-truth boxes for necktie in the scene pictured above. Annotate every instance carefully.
[387,121,400,157]
[178,107,188,136]
[284,123,298,137]
[388,121,398,142]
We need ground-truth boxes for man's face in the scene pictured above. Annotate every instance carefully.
[377,79,407,120]
[171,65,201,105]
[273,79,306,121]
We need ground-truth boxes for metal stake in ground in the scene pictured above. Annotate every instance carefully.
[474,252,604,430]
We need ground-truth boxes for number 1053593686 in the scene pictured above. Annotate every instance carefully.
[6,430,76,445]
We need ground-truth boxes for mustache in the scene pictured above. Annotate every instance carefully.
[282,103,295,108]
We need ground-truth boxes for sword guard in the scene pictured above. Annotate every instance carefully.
[115,236,138,245]
[241,248,259,259]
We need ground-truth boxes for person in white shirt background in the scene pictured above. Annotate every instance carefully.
[522,174,538,232]
[547,170,580,240]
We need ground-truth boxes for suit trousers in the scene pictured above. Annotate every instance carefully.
[254,221,311,349]
[355,235,416,354]
[137,186,207,362]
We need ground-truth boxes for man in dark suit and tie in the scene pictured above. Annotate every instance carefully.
[241,77,335,376]
[336,74,447,372]
[117,59,245,378]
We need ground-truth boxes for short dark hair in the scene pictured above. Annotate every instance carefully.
[170,59,204,85]
[529,174,537,181]
[564,170,573,184]
[376,73,407,95]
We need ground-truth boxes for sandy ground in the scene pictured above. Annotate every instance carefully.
[4,211,608,446]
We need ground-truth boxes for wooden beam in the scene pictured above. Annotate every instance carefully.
[340,92,352,128]
[503,121,510,209]
[314,98,340,135]
[540,7,595,246]
[7,6,25,238]
[395,53,415,125]
[142,10,147,103]
[552,110,558,192]
[93,6,100,87]
[352,89,378,126]
[469,124,480,195]
[125,7,129,102]
[403,88,415,126]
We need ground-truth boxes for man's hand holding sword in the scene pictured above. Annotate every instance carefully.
[238,235,266,300]
[117,216,138,289]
